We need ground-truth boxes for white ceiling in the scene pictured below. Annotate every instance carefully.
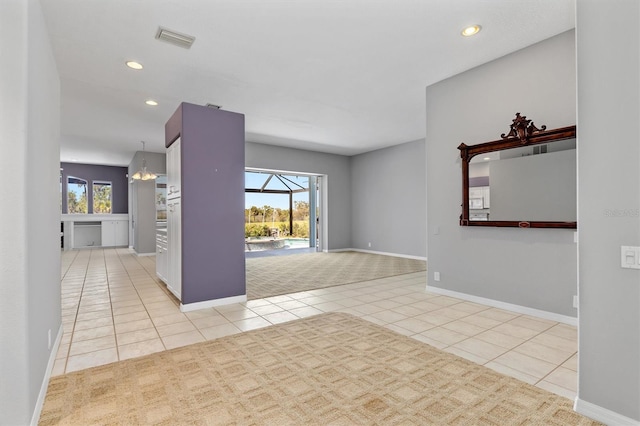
[41,0,575,166]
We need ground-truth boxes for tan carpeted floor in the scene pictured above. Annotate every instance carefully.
[39,313,601,426]
[246,251,427,300]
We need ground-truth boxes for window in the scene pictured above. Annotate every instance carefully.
[67,177,88,214]
[93,181,112,214]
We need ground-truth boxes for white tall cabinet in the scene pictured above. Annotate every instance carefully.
[166,137,182,300]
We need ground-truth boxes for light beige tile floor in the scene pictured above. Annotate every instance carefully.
[55,248,578,400]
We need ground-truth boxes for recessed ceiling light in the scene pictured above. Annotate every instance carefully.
[483,157,491,161]
[145,99,158,106]
[126,61,143,70]
[461,25,481,37]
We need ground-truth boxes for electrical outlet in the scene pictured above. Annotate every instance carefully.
[368,242,371,248]
[573,295,578,309]
[434,272,440,282]
[48,329,52,350]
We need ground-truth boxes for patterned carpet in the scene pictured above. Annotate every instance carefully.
[246,251,427,300]
[39,313,601,426]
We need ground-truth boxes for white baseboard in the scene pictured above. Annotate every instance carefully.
[426,286,577,326]
[574,397,639,425]
[180,294,248,312]
[31,324,63,426]
[329,248,427,262]
[135,252,155,257]
[328,248,354,253]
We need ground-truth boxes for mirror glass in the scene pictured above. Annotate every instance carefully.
[459,114,576,228]
[468,139,576,222]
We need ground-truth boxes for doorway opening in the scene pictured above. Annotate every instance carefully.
[244,168,325,255]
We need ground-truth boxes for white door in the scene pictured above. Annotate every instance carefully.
[115,220,129,246]
[101,221,116,246]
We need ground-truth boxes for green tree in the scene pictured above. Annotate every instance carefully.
[250,206,260,222]
[67,189,88,213]
[277,208,289,222]
[93,183,112,213]
[293,201,309,220]
[262,205,274,224]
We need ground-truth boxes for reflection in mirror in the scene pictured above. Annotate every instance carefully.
[458,113,577,229]
[469,139,576,222]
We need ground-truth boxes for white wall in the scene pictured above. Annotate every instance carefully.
[246,142,352,250]
[0,0,61,423]
[350,139,426,258]
[425,30,578,317]
[575,0,640,422]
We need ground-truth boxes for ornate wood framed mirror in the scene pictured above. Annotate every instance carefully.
[458,113,577,229]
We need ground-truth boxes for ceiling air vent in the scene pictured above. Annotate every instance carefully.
[155,27,195,49]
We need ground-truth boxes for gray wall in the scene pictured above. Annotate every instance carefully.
[425,30,578,316]
[350,139,426,258]
[61,162,129,214]
[129,151,166,254]
[0,0,61,423]
[246,142,352,250]
[576,0,640,420]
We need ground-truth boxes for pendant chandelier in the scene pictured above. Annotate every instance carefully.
[131,141,157,181]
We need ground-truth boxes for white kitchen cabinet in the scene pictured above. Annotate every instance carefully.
[166,199,181,300]
[156,230,168,284]
[167,138,181,200]
[101,220,129,247]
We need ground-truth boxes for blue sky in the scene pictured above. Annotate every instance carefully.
[245,172,311,210]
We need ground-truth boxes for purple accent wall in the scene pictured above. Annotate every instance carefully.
[166,103,246,304]
[469,176,489,187]
[60,162,128,213]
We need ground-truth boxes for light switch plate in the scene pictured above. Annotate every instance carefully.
[621,246,640,269]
